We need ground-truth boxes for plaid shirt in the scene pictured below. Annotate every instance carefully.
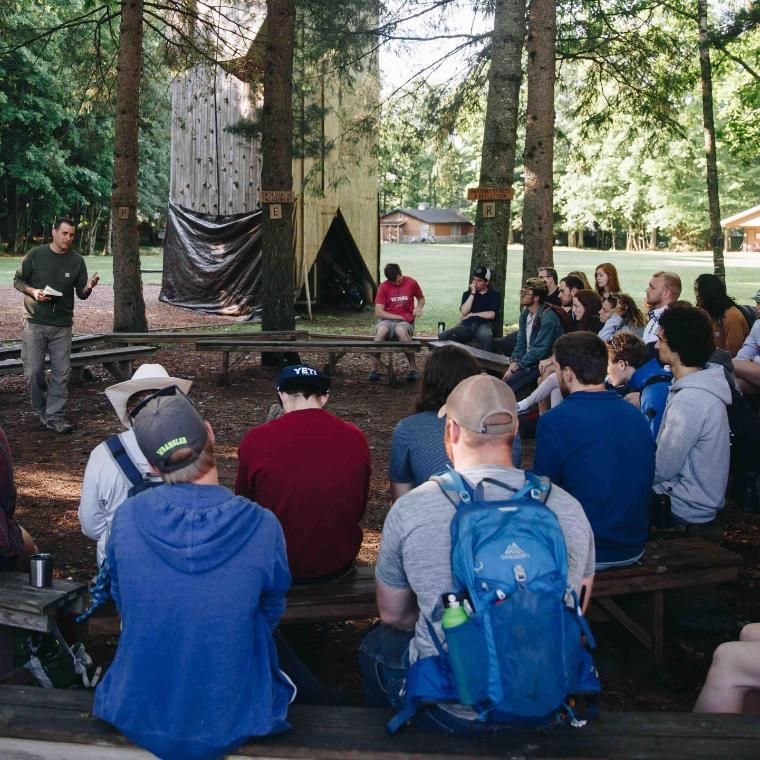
[0,427,23,557]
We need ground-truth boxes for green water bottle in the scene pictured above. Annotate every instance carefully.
[441,593,475,704]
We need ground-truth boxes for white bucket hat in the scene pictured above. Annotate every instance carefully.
[104,364,193,429]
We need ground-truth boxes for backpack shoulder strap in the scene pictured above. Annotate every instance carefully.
[105,434,144,489]
[641,373,672,391]
[430,467,474,509]
[523,471,552,503]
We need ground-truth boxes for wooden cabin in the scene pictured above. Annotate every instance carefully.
[721,204,760,252]
[380,206,474,243]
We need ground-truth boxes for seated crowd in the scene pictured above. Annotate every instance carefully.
[1,258,759,755]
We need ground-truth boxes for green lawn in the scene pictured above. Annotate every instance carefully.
[0,249,165,287]
[379,243,760,329]
[3,244,757,334]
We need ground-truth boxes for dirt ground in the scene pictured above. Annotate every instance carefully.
[1,283,759,711]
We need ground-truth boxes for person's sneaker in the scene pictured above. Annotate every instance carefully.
[406,370,420,383]
[46,418,74,434]
[368,370,381,382]
[37,413,47,427]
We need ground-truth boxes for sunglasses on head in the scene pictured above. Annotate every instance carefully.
[128,384,197,422]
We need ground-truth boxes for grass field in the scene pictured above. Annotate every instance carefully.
[2,244,758,332]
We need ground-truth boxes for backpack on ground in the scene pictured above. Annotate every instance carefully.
[105,434,162,497]
[387,470,600,734]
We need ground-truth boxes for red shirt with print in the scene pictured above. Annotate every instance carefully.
[375,276,424,323]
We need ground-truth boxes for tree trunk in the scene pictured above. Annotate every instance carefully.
[471,0,528,337]
[260,0,296,332]
[522,0,556,282]
[649,227,657,249]
[111,0,147,331]
[697,0,724,280]
[7,180,18,253]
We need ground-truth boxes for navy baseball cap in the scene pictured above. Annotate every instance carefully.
[473,265,491,281]
[130,385,209,473]
[276,364,331,394]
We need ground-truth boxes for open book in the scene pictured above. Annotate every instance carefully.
[42,285,63,297]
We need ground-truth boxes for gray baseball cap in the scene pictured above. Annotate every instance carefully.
[130,385,208,473]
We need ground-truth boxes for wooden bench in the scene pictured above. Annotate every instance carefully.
[283,538,741,664]
[195,338,423,385]
[0,345,159,381]
[86,538,742,665]
[106,329,309,345]
[0,685,757,758]
[0,334,107,362]
[427,339,510,373]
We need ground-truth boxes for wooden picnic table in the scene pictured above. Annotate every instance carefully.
[195,338,424,386]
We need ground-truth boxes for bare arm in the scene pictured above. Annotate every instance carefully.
[375,303,402,320]
[580,576,594,614]
[376,579,419,630]
[413,296,425,318]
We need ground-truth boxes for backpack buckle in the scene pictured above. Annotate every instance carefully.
[513,565,527,583]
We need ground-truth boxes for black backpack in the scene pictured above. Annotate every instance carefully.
[736,304,757,331]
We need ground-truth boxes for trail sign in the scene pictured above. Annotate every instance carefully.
[260,190,295,204]
[467,187,514,201]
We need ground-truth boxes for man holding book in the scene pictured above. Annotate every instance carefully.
[13,217,100,433]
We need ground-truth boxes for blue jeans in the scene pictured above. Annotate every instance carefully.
[595,547,645,571]
[505,366,539,393]
[439,322,494,353]
[358,624,521,736]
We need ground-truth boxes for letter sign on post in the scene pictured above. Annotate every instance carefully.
[270,204,282,220]
[483,202,496,218]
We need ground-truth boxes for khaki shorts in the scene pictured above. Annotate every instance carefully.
[376,319,414,340]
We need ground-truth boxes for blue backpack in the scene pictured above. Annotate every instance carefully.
[387,469,600,734]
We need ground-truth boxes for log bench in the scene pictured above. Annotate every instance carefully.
[0,345,159,382]
[194,338,423,386]
[0,685,757,758]
[427,339,510,373]
[106,329,309,345]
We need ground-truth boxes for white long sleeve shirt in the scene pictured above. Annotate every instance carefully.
[78,429,160,566]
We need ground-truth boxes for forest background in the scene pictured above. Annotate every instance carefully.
[0,0,758,259]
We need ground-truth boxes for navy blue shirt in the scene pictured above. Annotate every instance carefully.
[533,390,655,564]
[389,411,450,486]
[460,288,500,326]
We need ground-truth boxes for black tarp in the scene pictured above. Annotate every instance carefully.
[160,201,263,316]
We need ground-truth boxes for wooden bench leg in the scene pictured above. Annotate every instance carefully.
[388,352,397,386]
[218,351,230,386]
[596,597,654,653]
[652,590,664,665]
[102,360,133,382]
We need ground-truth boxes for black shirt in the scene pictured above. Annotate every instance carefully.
[459,288,501,325]
[545,289,562,307]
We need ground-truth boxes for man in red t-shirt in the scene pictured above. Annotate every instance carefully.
[235,365,371,584]
[370,262,425,382]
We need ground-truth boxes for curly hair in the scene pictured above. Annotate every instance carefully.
[607,332,649,369]
[613,293,646,328]
[658,305,715,367]
[595,263,621,297]
[415,346,480,413]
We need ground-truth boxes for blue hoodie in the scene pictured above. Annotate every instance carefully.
[627,358,672,439]
[94,483,293,760]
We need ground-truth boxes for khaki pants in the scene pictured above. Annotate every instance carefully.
[21,321,72,423]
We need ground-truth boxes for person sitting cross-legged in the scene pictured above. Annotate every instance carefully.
[502,277,565,393]
[94,386,294,760]
[439,265,500,352]
[236,365,371,584]
[359,374,595,735]
[653,305,732,527]
[534,332,655,569]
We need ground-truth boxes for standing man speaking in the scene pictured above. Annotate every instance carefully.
[13,217,99,433]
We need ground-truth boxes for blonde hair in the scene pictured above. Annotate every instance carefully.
[652,271,682,300]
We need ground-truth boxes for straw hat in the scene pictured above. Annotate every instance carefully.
[104,364,192,429]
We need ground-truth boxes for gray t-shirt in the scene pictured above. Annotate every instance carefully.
[376,465,596,663]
